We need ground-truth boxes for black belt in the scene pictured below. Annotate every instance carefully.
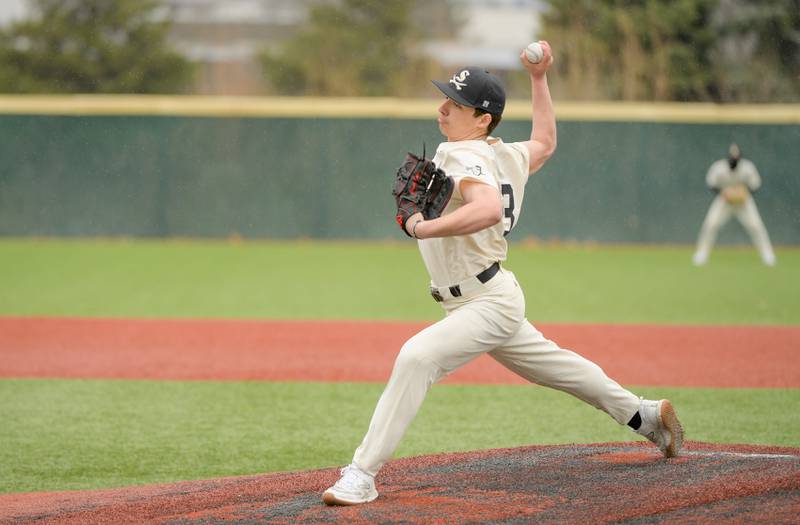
[476,261,501,284]
[431,262,500,302]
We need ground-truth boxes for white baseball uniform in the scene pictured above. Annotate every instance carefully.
[352,137,642,476]
[693,158,776,266]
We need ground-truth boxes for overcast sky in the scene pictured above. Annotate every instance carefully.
[0,0,26,26]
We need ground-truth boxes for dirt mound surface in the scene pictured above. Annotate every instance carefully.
[2,442,797,524]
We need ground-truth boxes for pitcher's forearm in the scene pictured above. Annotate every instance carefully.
[530,73,556,154]
[411,200,502,239]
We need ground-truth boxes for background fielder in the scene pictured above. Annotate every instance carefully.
[693,143,776,266]
[322,41,684,506]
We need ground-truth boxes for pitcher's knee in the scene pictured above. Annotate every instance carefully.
[583,360,613,385]
[394,339,442,378]
[396,341,430,368]
[545,359,609,395]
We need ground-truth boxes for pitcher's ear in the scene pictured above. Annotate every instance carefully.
[478,112,492,129]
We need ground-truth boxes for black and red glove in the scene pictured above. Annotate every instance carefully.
[391,151,454,237]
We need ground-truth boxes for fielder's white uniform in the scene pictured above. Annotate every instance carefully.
[693,158,776,266]
[352,137,642,476]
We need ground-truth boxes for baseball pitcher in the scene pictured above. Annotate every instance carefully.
[692,143,777,266]
[323,41,684,506]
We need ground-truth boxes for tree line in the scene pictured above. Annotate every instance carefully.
[542,0,800,102]
[0,0,797,102]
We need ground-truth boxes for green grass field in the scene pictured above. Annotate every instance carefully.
[2,380,798,493]
[1,239,798,494]
[1,239,798,323]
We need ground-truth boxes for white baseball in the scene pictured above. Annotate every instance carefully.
[525,42,544,64]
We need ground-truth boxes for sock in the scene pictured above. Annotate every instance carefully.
[627,411,642,430]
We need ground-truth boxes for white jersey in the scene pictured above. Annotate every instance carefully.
[706,158,761,191]
[418,137,530,287]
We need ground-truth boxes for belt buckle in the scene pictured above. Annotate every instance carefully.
[430,287,444,302]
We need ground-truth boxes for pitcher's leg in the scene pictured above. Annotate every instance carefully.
[352,335,443,476]
[353,290,523,476]
[489,322,639,424]
[489,322,684,457]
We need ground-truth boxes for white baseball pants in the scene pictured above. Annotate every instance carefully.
[352,268,641,476]
[693,195,776,265]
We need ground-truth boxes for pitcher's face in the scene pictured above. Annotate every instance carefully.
[437,98,484,141]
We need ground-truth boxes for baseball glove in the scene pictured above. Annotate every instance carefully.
[392,150,454,237]
[722,184,749,206]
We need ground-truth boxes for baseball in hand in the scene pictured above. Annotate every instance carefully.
[525,42,544,64]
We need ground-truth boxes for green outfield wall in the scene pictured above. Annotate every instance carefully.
[1,97,798,243]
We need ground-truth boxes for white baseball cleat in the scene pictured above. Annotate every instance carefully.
[322,464,378,505]
[636,398,684,458]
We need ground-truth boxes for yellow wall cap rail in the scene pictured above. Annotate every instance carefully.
[0,95,798,124]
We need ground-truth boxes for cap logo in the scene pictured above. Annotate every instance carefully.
[449,70,470,91]
[482,100,489,108]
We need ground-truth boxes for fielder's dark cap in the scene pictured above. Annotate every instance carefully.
[432,67,506,116]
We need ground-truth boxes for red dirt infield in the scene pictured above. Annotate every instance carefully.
[1,317,799,387]
[1,442,798,524]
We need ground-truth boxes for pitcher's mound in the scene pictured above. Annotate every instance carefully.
[2,442,798,524]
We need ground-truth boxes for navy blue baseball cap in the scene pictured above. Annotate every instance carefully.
[432,67,506,116]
